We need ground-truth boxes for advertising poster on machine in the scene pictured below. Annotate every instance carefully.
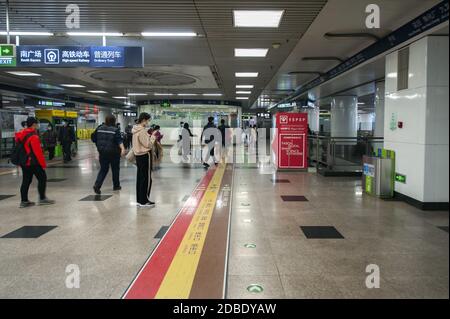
[272,112,308,170]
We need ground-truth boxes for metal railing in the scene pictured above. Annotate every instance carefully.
[308,135,384,175]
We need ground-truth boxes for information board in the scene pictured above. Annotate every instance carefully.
[274,112,308,169]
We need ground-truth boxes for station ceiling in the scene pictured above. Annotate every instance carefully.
[0,0,445,111]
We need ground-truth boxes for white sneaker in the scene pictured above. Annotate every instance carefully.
[137,202,155,208]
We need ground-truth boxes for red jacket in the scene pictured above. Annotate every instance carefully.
[14,128,47,169]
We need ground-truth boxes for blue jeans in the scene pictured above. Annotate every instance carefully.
[95,153,121,189]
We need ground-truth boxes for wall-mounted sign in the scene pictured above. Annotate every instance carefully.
[0,44,16,67]
[395,173,407,184]
[16,46,143,68]
[123,112,137,117]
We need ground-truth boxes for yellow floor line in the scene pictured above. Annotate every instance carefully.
[155,163,226,299]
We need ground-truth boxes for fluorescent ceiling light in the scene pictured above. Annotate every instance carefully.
[236,72,259,78]
[236,91,252,94]
[387,72,397,78]
[236,97,249,100]
[177,93,198,96]
[236,85,254,89]
[6,71,41,76]
[127,93,148,96]
[113,96,128,99]
[61,84,85,88]
[235,48,269,57]
[154,93,174,96]
[357,102,365,105]
[233,10,284,28]
[141,32,197,37]
[203,93,222,96]
[0,31,54,36]
[88,90,107,94]
[67,32,123,37]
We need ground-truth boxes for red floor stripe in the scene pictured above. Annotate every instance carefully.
[123,168,216,299]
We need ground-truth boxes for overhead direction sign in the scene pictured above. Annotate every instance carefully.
[16,45,143,68]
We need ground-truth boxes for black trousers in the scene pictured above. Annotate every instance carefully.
[62,142,72,162]
[20,165,47,202]
[136,153,152,205]
[47,147,55,160]
[95,154,121,189]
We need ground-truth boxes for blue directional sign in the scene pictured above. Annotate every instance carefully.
[16,46,143,68]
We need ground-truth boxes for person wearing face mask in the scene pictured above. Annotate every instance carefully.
[132,112,156,208]
[42,124,57,160]
[14,117,55,208]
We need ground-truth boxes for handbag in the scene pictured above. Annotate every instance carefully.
[126,149,136,165]
[55,144,63,157]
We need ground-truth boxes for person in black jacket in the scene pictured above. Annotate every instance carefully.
[91,115,126,194]
[201,117,218,168]
[58,121,76,163]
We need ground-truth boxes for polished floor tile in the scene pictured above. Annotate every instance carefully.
[300,226,345,239]
[79,195,112,201]
[1,226,58,238]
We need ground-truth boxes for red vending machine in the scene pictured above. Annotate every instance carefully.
[272,112,308,170]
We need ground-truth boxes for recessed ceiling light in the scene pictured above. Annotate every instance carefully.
[67,32,123,37]
[233,10,284,28]
[235,48,269,57]
[236,85,254,89]
[236,72,259,78]
[203,93,223,96]
[177,93,198,96]
[61,84,85,88]
[88,90,107,94]
[0,31,54,36]
[113,96,128,99]
[141,32,197,37]
[358,102,365,105]
[127,93,148,96]
[154,93,174,96]
[236,97,249,100]
[6,71,41,76]
[236,91,252,94]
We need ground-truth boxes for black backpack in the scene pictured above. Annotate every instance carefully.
[10,132,37,166]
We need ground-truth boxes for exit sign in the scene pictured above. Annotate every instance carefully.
[395,173,406,184]
[0,44,16,67]
[0,44,15,57]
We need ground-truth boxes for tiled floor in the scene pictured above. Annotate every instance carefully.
[227,165,449,299]
[0,142,448,299]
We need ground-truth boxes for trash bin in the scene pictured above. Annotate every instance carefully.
[362,155,394,198]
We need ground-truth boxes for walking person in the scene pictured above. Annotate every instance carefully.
[201,117,218,168]
[58,121,75,163]
[42,124,57,160]
[14,117,55,208]
[91,115,126,194]
[181,122,194,162]
[218,119,230,158]
[132,113,156,208]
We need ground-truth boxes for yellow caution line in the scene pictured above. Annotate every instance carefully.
[155,164,226,299]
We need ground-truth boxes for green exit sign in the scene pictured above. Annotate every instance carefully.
[395,173,406,184]
[160,101,171,108]
[0,44,15,57]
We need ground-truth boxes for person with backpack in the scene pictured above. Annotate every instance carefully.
[132,112,156,208]
[13,117,55,208]
[91,115,126,195]
[42,124,58,160]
